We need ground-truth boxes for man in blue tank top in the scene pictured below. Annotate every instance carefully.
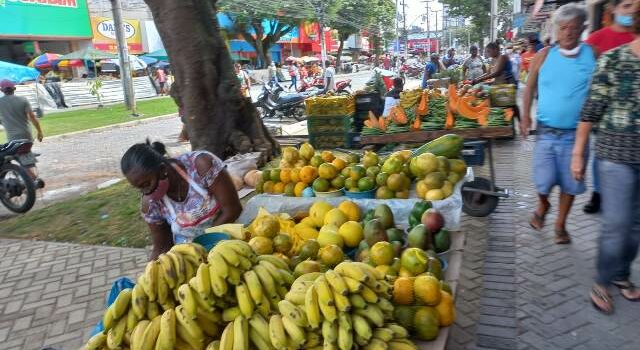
[520,3,596,244]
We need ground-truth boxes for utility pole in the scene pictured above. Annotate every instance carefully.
[110,0,136,115]
[400,0,407,59]
[395,0,399,55]
[313,1,328,85]
[490,0,498,42]
[422,0,432,53]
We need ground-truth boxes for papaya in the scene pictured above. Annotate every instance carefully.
[445,108,455,129]
[504,108,514,121]
[368,111,379,128]
[411,116,421,131]
[416,92,429,116]
[393,106,408,124]
[413,134,464,159]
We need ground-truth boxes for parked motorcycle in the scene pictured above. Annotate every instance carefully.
[254,83,308,121]
[298,77,352,94]
[0,139,37,213]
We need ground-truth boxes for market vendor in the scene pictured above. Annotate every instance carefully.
[470,41,516,86]
[121,141,242,259]
[382,77,404,116]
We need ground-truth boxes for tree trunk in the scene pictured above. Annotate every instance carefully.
[335,37,345,74]
[144,0,277,161]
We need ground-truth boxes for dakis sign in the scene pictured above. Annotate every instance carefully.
[0,0,91,38]
[91,17,143,54]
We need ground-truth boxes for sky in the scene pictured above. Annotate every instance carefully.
[400,0,446,32]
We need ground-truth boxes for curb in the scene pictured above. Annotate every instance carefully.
[44,113,178,140]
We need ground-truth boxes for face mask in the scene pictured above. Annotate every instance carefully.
[146,176,170,201]
[559,44,581,56]
[615,14,633,27]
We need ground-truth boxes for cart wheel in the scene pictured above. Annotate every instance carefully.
[462,177,499,217]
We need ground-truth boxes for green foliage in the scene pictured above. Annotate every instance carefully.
[441,0,512,45]
[87,77,104,105]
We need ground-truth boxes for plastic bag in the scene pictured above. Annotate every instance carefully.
[90,277,136,336]
[224,152,261,179]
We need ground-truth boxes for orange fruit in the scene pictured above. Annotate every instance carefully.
[331,157,347,171]
[273,182,285,194]
[312,178,330,192]
[280,168,292,184]
[294,182,307,197]
[318,163,338,180]
[393,277,415,305]
[284,182,296,196]
[414,275,441,306]
[290,168,300,183]
[321,150,335,163]
[299,166,318,184]
[262,181,275,194]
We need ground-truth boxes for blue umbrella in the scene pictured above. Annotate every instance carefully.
[144,49,168,61]
[154,61,170,68]
[0,61,40,83]
[139,56,158,65]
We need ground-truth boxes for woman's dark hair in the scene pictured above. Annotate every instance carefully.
[392,77,404,89]
[121,140,168,176]
[635,5,640,34]
[610,0,625,6]
[486,41,500,51]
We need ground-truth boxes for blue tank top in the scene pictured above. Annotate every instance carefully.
[537,45,596,129]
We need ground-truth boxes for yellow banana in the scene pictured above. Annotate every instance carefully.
[219,321,235,350]
[102,307,116,331]
[208,251,229,278]
[220,240,254,259]
[378,298,394,315]
[209,263,229,297]
[237,255,253,271]
[131,283,148,319]
[130,320,150,350]
[147,301,161,320]
[156,309,176,350]
[175,305,205,349]
[111,288,132,319]
[286,278,316,305]
[389,340,419,350]
[253,264,278,302]
[335,262,370,283]
[157,253,178,289]
[206,340,221,350]
[248,314,270,343]
[360,285,380,304]
[197,311,221,338]
[314,276,337,322]
[177,283,198,319]
[236,282,255,317]
[256,254,288,270]
[355,304,384,327]
[126,309,139,332]
[215,245,241,267]
[249,327,274,350]
[352,314,372,341]
[387,323,409,339]
[268,315,287,349]
[192,286,215,312]
[322,320,338,347]
[85,332,107,350]
[373,327,395,342]
[256,293,271,318]
[167,251,187,284]
[144,261,159,302]
[349,294,367,309]
[333,289,352,312]
[325,270,349,296]
[278,300,308,327]
[338,313,353,350]
[222,306,242,322]
[170,243,205,264]
[140,315,161,350]
[258,261,284,286]
[107,316,127,350]
[243,270,264,306]
[305,331,322,347]
[281,314,305,347]
[184,258,196,281]
[365,338,388,350]
[342,276,364,293]
[305,285,322,329]
[160,299,176,312]
[226,265,243,285]
[156,270,169,305]
[233,315,249,350]
[191,263,212,300]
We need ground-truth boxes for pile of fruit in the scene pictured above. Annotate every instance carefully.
[305,94,355,117]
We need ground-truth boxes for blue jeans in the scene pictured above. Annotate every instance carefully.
[596,160,640,286]
[533,126,587,196]
[589,135,600,193]
[289,76,297,90]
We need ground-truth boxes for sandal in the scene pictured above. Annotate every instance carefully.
[554,229,571,244]
[591,286,614,314]
[529,205,551,231]
[611,280,640,302]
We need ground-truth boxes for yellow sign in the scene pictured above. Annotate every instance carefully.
[91,16,143,54]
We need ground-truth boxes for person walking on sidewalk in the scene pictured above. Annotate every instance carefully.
[581,0,639,214]
[0,80,45,188]
[520,3,597,244]
[571,13,640,314]
[288,62,299,91]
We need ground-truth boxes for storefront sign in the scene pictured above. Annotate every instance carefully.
[0,0,91,38]
[91,16,143,54]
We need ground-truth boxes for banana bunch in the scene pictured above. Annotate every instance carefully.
[218,313,276,350]
[399,88,424,109]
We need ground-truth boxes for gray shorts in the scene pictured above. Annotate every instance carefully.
[16,152,37,167]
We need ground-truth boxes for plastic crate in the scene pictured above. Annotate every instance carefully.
[309,132,349,149]
[307,115,353,134]
[461,141,486,166]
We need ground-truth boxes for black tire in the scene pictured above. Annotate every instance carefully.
[462,177,499,217]
[0,163,36,213]
[291,105,306,121]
